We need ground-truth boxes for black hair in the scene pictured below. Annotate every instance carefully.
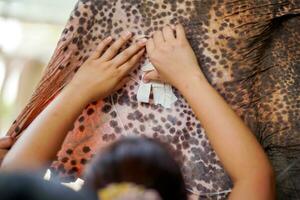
[84,136,187,200]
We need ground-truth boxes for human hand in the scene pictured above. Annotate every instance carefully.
[0,136,14,165]
[144,24,206,90]
[67,31,146,102]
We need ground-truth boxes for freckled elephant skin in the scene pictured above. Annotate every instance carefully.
[7,1,300,199]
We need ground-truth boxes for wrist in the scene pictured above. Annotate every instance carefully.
[62,82,92,106]
[175,71,208,92]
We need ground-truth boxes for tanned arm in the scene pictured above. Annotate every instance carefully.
[1,31,146,171]
[145,24,275,200]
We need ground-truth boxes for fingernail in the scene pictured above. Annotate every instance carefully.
[122,31,132,39]
[105,36,112,42]
[138,38,147,45]
[143,75,149,83]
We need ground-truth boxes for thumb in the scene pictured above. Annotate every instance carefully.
[143,70,162,83]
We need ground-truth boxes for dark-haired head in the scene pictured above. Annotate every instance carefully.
[84,136,187,200]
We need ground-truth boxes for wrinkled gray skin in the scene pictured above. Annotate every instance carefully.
[8,0,300,199]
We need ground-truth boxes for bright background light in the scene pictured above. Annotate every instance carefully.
[0,0,77,136]
[0,19,23,53]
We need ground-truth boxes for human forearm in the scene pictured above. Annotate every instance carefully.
[1,32,146,171]
[178,75,272,179]
[228,175,275,200]
[178,75,274,198]
[146,24,275,199]
[1,85,89,171]
[145,24,273,182]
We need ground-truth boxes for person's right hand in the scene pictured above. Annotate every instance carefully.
[0,136,14,165]
[144,24,206,90]
[67,31,147,102]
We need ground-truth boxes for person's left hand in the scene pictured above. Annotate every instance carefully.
[0,136,14,166]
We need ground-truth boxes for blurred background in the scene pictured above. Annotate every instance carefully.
[0,0,78,136]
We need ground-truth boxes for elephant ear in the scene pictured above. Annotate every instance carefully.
[222,1,300,198]
[273,0,300,17]
[5,0,300,199]
[215,1,300,198]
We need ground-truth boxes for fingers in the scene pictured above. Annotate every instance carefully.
[112,38,147,67]
[175,24,187,40]
[114,76,131,92]
[162,26,176,42]
[112,49,145,92]
[100,31,132,62]
[90,36,113,60]
[0,136,14,149]
[119,49,145,76]
[146,38,155,55]
[143,70,162,83]
[153,30,165,45]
